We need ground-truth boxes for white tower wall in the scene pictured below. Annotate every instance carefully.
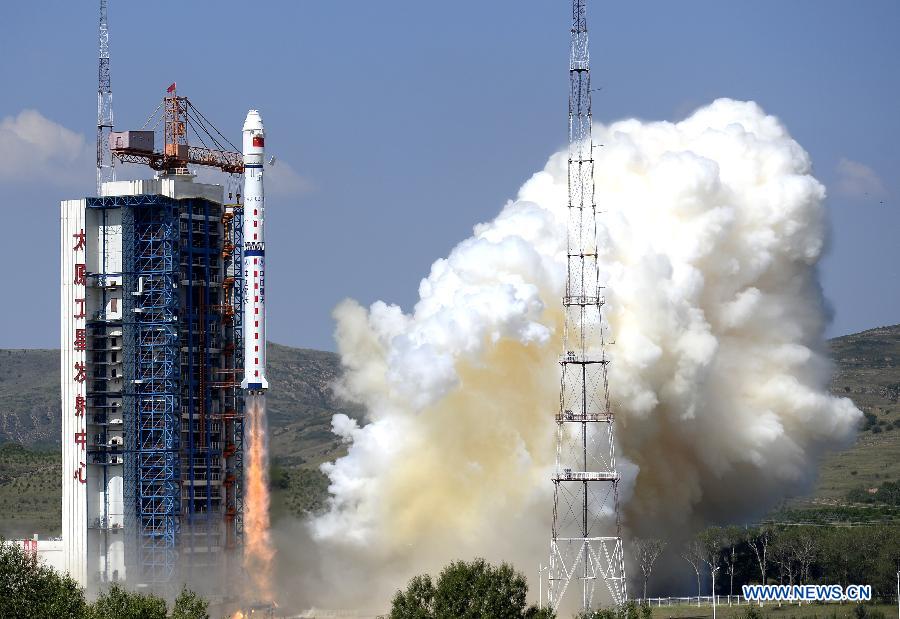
[60,198,88,586]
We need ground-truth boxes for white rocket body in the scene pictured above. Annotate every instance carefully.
[241,110,268,392]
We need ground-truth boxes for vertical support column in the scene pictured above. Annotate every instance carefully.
[121,199,138,582]
[231,200,245,551]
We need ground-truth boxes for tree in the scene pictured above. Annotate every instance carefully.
[681,538,704,603]
[0,540,213,619]
[872,527,900,600]
[769,530,795,586]
[89,584,167,619]
[433,559,528,619]
[820,527,875,589]
[633,538,666,600]
[0,539,87,619]
[746,526,772,585]
[389,558,552,619]
[171,586,210,619]
[877,481,900,506]
[720,526,742,597]
[793,529,818,586]
[699,528,724,599]
[391,575,435,619]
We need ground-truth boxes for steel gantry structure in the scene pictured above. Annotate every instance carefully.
[548,0,627,611]
[96,0,115,193]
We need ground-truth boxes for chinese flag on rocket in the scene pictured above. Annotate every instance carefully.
[166,82,176,93]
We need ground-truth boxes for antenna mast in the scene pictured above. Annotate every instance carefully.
[548,0,627,611]
[97,0,115,194]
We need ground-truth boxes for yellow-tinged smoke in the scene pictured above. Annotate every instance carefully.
[244,394,274,602]
[293,99,861,611]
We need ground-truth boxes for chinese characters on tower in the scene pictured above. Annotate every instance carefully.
[72,229,87,485]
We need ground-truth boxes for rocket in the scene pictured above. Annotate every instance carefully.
[241,110,268,392]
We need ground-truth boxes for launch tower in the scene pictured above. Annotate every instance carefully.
[62,84,247,593]
[61,173,246,593]
[548,0,627,610]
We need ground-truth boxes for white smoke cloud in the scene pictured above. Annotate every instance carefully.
[301,99,861,609]
[264,158,313,198]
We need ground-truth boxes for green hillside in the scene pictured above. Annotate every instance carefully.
[0,342,361,535]
[813,324,900,502]
[0,325,896,537]
[0,349,59,448]
[266,342,363,469]
[0,443,60,538]
[0,343,362,460]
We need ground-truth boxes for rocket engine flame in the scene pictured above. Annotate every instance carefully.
[244,393,274,601]
[295,99,861,609]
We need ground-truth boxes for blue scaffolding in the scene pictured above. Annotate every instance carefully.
[115,195,181,585]
[89,191,241,590]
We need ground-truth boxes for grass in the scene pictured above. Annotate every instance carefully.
[0,442,60,538]
[807,325,900,503]
[644,602,897,619]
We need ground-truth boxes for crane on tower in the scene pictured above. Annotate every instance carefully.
[109,85,244,175]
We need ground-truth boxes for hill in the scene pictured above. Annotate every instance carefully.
[0,343,361,463]
[813,324,900,501]
[0,342,362,535]
[0,325,896,536]
[0,349,59,448]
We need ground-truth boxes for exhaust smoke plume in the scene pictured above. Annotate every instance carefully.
[301,99,860,607]
[244,394,275,602]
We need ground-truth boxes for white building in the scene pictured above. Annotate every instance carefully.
[60,175,245,593]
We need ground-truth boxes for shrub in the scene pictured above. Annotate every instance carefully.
[745,604,763,619]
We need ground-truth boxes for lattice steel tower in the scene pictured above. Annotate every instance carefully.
[548,0,627,610]
[96,0,115,194]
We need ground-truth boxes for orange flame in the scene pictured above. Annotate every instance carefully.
[244,393,274,601]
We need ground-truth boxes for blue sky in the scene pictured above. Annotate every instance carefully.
[0,0,896,350]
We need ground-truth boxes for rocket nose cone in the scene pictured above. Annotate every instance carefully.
[243,109,264,132]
